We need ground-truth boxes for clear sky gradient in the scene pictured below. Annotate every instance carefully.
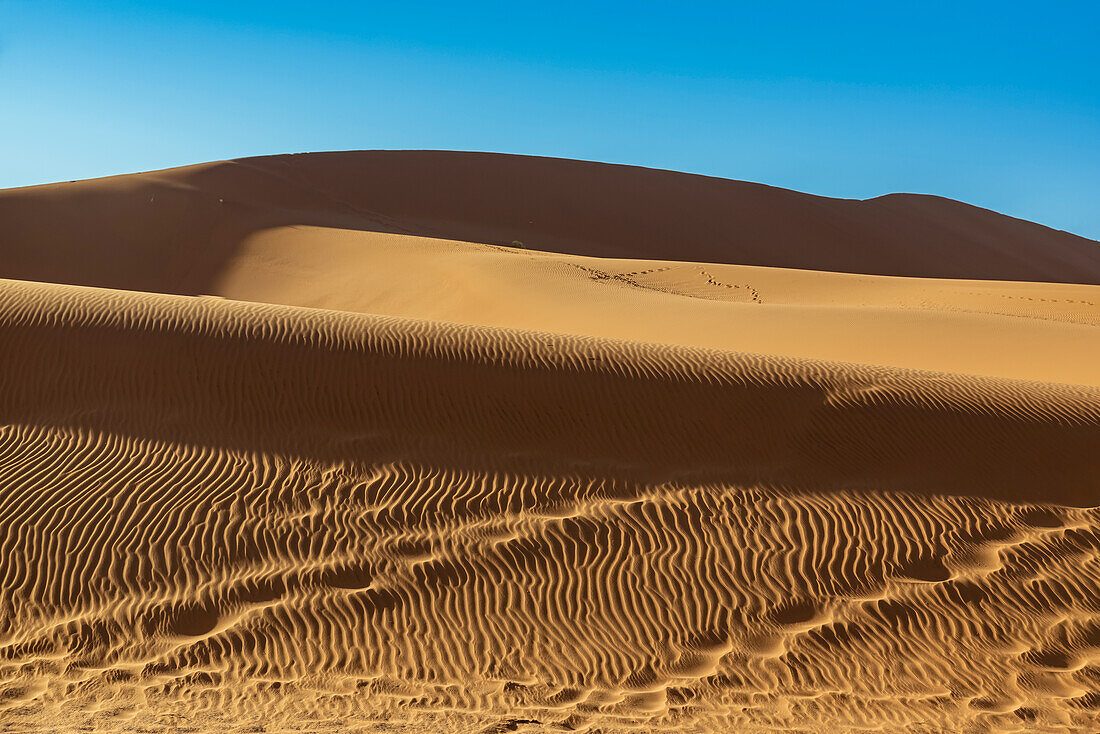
[3,1,1098,239]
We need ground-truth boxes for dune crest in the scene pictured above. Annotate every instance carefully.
[2,151,1099,293]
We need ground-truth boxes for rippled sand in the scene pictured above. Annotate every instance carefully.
[1,153,1098,733]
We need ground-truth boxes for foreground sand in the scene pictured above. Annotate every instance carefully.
[0,278,1097,733]
[1,153,1099,733]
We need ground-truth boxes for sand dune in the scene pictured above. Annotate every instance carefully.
[2,151,1099,291]
[1,154,1099,732]
[0,279,1098,732]
[210,226,1100,385]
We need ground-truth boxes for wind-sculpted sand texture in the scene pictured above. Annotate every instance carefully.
[0,278,1098,733]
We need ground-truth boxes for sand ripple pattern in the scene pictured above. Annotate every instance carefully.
[0,279,1098,733]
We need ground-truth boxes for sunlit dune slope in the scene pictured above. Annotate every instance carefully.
[2,151,1099,291]
[0,278,1098,733]
[207,226,1100,385]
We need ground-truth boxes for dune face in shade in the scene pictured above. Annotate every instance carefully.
[0,155,1098,733]
[1,151,1099,295]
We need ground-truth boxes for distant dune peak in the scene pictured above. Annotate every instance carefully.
[2,150,1099,291]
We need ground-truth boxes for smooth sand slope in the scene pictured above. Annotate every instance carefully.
[0,154,1099,733]
[3,150,1100,384]
[211,226,1100,385]
[2,151,1099,290]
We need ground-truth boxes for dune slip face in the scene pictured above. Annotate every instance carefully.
[0,278,1098,733]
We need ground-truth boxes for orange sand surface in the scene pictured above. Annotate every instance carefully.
[0,153,1098,733]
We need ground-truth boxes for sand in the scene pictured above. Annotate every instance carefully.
[3,151,1100,291]
[0,152,1098,733]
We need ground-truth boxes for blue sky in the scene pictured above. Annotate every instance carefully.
[3,1,1098,239]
